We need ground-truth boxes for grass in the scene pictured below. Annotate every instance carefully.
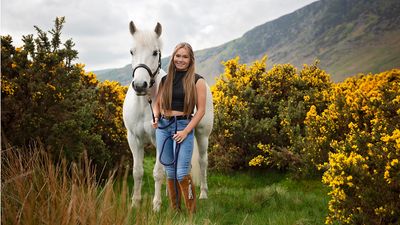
[129,155,330,225]
[1,147,134,225]
[2,147,329,225]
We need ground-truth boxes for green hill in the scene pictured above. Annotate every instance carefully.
[94,58,170,86]
[95,0,400,85]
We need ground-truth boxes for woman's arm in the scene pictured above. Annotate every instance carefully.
[184,79,206,133]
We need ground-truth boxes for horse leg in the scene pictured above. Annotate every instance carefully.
[196,134,209,199]
[127,131,144,207]
[152,156,164,211]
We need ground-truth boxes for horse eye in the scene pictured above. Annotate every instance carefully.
[152,50,158,56]
[130,49,134,55]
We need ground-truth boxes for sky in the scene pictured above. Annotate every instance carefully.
[1,0,318,71]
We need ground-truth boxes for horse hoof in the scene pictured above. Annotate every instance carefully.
[153,204,161,212]
[199,192,208,199]
[153,199,161,212]
[131,197,141,207]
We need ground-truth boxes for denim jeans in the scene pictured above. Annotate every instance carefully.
[156,117,194,181]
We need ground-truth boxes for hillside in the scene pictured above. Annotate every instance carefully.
[94,64,131,86]
[94,58,170,86]
[95,0,400,85]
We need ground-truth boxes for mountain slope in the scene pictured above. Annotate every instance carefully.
[95,0,400,85]
[94,64,131,86]
[195,0,400,82]
[94,58,170,86]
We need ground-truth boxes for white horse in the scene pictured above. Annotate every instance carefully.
[122,21,214,211]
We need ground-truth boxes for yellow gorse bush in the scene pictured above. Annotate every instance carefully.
[209,56,333,172]
[211,55,399,224]
[314,70,400,224]
[1,18,131,176]
[96,80,128,147]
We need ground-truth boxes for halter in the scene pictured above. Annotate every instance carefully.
[131,49,162,89]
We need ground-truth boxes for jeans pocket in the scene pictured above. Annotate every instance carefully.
[177,119,190,131]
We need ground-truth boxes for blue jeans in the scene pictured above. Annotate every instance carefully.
[156,117,194,181]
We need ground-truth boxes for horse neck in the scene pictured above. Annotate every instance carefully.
[150,70,166,101]
[149,83,158,102]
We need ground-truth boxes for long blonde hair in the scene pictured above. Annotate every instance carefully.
[160,42,196,115]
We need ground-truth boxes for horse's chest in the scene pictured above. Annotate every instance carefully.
[123,101,154,139]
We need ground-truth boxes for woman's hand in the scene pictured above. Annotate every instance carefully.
[173,130,188,143]
[152,117,159,129]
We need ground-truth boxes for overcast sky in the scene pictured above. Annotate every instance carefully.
[2,0,318,71]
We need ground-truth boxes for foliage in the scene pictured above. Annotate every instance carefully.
[210,55,399,223]
[1,17,130,174]
[209,56,332,172]
[95,80,128,168]
[1,146,134,225]
[315,70,400,224]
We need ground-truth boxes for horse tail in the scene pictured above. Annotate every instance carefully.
[191,139,201,186]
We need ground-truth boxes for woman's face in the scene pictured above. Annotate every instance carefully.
[173,47,191,71]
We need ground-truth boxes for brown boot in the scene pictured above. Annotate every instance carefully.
[178,175,196,214]
[167,179,181,210]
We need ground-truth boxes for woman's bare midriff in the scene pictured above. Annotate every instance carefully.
[162,110,186,117]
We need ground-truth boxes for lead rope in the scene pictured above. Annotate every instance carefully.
[148,98,181,208]
[148,97,155,123]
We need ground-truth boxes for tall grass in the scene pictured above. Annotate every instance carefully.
[1,146,132,224]
[1,146,191,225]
[2,146,328,225]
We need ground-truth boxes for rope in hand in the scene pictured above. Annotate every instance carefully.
[148,98,181,209]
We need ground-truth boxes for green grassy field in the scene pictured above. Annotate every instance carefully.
[128,156,330,225]
[2,148,329,225]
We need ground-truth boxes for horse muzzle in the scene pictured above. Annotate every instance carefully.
[132,81,149,96]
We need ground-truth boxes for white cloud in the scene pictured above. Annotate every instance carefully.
[1,0,318,71]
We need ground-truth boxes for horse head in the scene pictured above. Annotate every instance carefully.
[129,21,162,96]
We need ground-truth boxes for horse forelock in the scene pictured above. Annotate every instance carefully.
[132,30,162,51]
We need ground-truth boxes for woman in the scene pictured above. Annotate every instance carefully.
[152,42,206,213]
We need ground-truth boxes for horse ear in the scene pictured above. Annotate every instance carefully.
[154,22,162,38]
[129,21,136,35]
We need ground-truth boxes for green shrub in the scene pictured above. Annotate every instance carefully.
[1,17,130,175]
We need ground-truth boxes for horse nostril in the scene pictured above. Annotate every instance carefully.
[132,81,148,93]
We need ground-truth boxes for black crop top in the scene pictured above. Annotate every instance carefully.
[161,71,204,112]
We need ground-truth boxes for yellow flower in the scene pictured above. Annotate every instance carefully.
[249,155,265,167]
